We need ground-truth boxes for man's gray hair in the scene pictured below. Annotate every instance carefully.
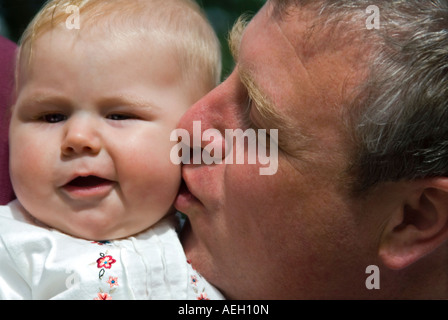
[272,0,448,193]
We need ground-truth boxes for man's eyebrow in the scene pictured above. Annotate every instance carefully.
[228,15,249,62]
[238,67,286,130]
[227,15,311,157]
[239,66,312,159]
[228,16,286,129]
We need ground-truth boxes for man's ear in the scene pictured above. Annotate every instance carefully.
[379,178,448,270]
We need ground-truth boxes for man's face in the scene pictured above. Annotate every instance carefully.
[10,27,194,240]
[176,3,378,299]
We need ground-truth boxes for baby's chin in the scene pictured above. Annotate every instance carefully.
[20,197,174,241]
[33,215,154,241]
[62,219,158,241]
[61,212,177,241]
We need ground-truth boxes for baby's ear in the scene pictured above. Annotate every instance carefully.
[379,178,448,270]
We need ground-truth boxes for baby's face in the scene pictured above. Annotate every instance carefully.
[9,27,194,240]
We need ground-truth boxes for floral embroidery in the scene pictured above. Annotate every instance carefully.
[91,241,111,246]
[197,293,209,300]
[94,292,113,300]
[97,253,116,280]
[191,275,198,286]
[107,276,119,288]
[187,259,220,300]
[91,251,119,299]
[97,254,116,269]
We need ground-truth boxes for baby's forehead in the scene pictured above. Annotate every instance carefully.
[17,15,177,82]
[19,0,199,72]
[24,0,202,39]
[17,0,221,100]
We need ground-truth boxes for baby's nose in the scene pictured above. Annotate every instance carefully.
[61,115,101,157]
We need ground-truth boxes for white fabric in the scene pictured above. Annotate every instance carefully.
[0,200,223,300]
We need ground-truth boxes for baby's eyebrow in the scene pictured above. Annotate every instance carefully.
[97,95,160,110]
[18,93,71,108]
[16,92,160,113]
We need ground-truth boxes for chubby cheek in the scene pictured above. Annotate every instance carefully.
[9,132,55,202]
[115,140,182,216]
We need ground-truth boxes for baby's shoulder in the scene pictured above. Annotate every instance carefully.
[0,201,57,254]
[0,200,48,228]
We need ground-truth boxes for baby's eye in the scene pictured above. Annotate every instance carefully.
[41,113,67,123]
[107,114,134,121]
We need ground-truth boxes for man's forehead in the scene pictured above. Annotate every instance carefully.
[236,4,320,109]
[229,1,370,154]
[227,4,320,157]
[230,5,303,117]
[235,3,324,76]
[251,2,370,96]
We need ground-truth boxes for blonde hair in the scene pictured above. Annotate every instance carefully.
[17,0,221,92]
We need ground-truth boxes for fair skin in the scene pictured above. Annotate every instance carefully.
[10,25,197,241]
[177,2,448,299]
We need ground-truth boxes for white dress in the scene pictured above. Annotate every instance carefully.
[0,200,223,300]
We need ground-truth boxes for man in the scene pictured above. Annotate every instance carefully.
[175,0,448,299]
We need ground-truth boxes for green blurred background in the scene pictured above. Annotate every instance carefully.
[0,0,266,79]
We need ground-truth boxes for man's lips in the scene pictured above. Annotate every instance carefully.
[178,179,196,199]
[175,178,201,212]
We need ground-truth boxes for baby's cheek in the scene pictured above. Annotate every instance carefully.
[120,149,181,198]
[10,142,45,195]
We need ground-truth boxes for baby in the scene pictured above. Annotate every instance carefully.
[0,0,222,300]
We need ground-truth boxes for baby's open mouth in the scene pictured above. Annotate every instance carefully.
[62,175,115,199]
[66,176,113,188]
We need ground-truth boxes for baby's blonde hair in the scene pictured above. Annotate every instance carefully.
[17,0,221,93]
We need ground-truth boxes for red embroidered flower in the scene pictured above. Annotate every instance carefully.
[91,241,111,246]
[107,276,119,288]
[197,293,209,300]
[94,292,112,300]
[97,255,116,269]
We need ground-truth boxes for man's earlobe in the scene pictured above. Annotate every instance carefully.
[379,178,448,270]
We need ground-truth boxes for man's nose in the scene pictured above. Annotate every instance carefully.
[61,114,101,157]
[177,73,242,160]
